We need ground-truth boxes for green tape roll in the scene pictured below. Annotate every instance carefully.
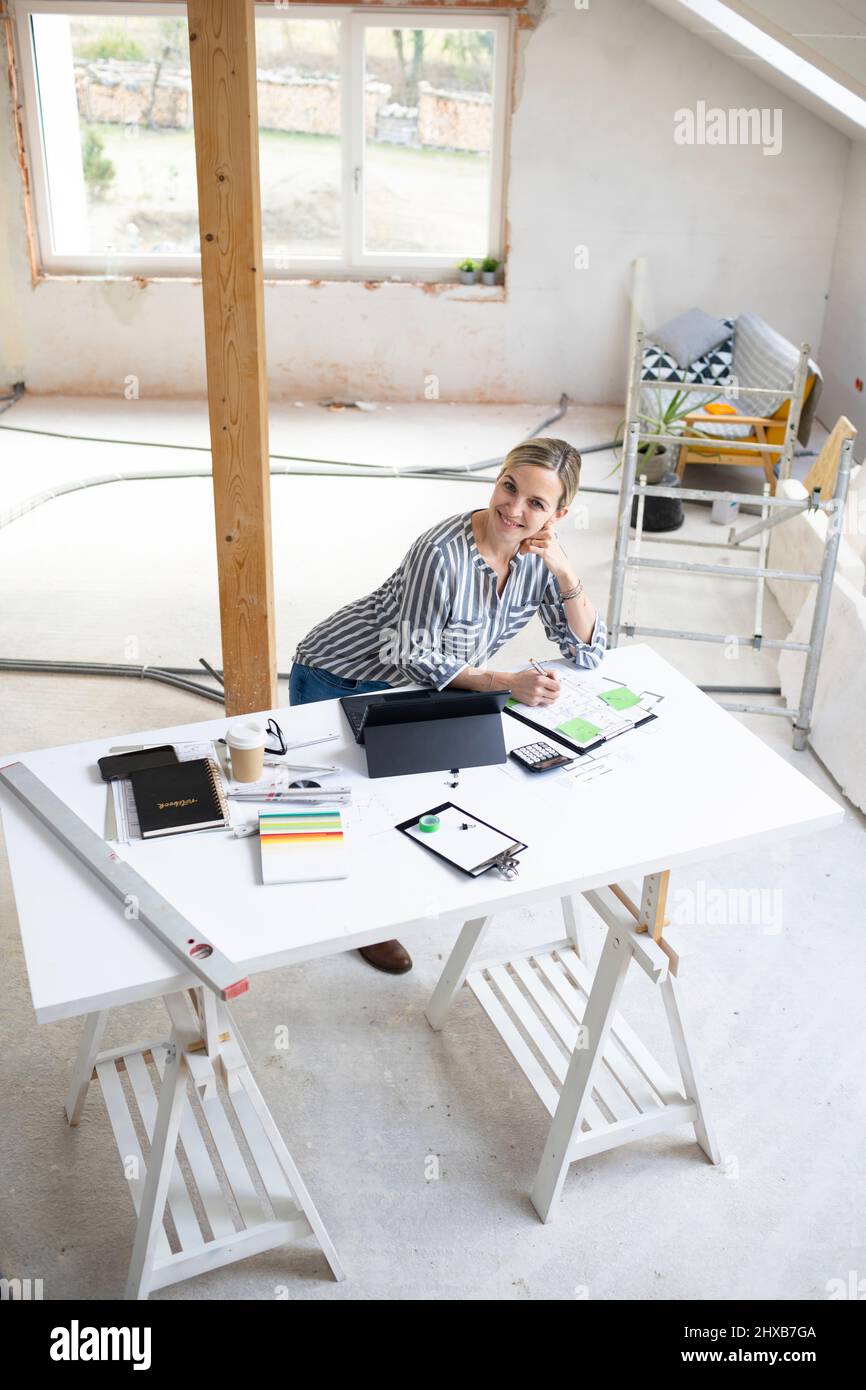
[419,814,440,833]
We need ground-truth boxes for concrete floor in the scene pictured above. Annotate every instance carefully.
[0,397,863,1301]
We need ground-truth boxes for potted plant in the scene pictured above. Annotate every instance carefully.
[457,258,478,285]
[613,387,718,532]
[480,256,499,286]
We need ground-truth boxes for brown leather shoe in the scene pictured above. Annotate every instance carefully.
[358,939,413,974]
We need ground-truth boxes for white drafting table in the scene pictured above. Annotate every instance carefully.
[0,645,842,1295]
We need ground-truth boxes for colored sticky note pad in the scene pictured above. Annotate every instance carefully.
[598,686,642,711]
[259,809,347,884]
[506,697,518,708]
[557,716,601,743]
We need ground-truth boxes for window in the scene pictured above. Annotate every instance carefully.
[13,3,511,280]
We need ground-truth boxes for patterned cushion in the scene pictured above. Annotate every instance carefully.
[640,314,800,446]
[642,317,734,387]
[640,318,736,445]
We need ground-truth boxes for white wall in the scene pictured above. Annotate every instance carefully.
[0,0,852,402]
[817,141,866,438]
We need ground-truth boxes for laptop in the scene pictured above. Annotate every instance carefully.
[339,688,511,779]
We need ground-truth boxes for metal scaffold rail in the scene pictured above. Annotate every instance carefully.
[607,330,855,750]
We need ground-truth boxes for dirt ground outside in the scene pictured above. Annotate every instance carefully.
[78,124,490,262]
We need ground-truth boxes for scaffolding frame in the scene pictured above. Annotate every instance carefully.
[608,331,855,750]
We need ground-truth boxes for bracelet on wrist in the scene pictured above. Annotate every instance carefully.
[559,578,583,602]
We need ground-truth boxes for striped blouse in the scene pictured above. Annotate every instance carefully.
[294,510,607,690]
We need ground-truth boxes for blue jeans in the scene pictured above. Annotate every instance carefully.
[289,661,406,962]
[289,660,393,706]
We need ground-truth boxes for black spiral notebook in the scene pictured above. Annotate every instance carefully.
[129,758,229,839]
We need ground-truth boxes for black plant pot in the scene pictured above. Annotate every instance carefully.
[630,468,684,532]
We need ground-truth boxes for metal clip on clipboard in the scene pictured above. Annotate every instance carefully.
[474,844,523,880]
[494,849,521,880]
[396,803,526,880]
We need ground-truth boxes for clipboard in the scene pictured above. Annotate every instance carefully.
[505,675,659,756]
[395,802,526,879]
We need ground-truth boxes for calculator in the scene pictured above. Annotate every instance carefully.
[509,741,575,773]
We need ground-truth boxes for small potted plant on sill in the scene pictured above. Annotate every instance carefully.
[480,256,499,286]
[457,258,478,285]
[612,386,719,532]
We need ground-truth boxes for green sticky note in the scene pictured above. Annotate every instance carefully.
[598,686,642,711]
[557,716,601,743]
[506,697,519,708]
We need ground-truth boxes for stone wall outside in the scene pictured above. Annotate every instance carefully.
[74,61,492,153]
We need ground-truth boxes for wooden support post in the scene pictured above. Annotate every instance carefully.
[638,870,669,942]
[188,0,277,716]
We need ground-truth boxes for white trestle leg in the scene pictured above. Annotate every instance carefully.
[426,916,490,1031]
[530,921,633,1222]
[65,1010,107,1126]
[428,872,721,1224]
[69,988,345,1298]
[560,895,588,958]
[660,973,721,1164]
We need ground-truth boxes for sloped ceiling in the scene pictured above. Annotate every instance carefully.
[645,0,866,139]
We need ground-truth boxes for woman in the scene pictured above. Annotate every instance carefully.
[289,437,606,975]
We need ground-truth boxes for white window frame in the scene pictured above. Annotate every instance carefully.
[12,0,511,281]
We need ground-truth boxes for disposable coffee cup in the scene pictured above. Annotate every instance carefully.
[226,718,266,783]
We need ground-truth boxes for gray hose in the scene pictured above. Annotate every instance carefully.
[0,393,610,531]
[0,390,621,703]
[0,657,226,703]
[0,383,25,414]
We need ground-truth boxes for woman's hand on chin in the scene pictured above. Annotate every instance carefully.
[518,519,571,580]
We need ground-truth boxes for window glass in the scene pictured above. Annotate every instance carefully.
[35,12,196,257]
[33,12,343,261]
[363,25,495,256]
[256,16,342,262]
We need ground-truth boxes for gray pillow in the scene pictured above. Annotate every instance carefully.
[650,308,731,369]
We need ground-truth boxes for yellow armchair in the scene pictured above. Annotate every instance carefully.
[676,373,817,495]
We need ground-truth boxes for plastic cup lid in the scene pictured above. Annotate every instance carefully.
[226,719,266,750]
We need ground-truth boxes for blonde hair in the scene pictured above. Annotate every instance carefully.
[498,437,581,509]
